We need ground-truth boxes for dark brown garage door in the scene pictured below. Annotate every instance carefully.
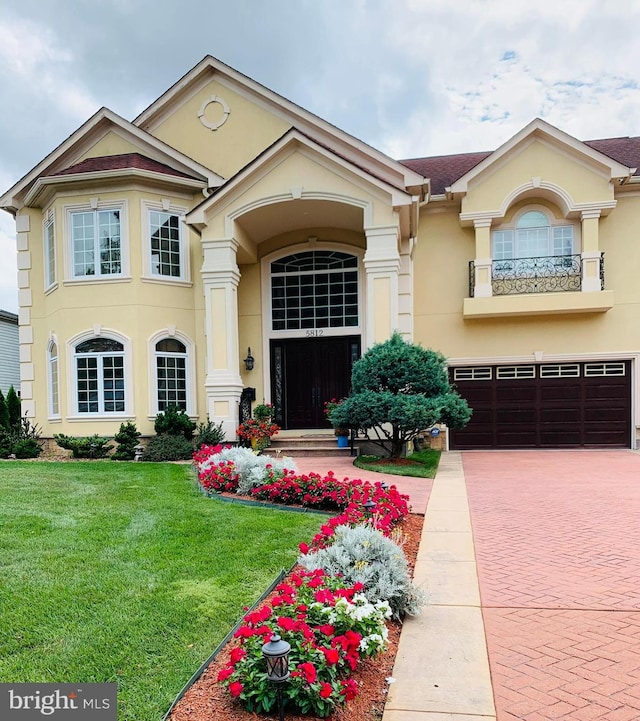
[449,361,631,449]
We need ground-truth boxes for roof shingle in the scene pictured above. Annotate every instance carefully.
[52,153,199,180]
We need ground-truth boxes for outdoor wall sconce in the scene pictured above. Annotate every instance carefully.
[243,347,255,371]
[262,633,291,721]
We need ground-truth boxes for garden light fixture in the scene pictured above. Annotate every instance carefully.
[363,498,376,514]
[262,633,290,721]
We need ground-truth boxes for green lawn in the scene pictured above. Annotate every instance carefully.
[354,448,441,478]
[0,462,322,720]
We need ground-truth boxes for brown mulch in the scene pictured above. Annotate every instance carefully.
[168,512,424,721]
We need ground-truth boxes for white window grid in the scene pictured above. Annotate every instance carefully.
[539,364,580,378]
[149,211,182,278]
[49,343,60,416]
[584,362,626,377]
[156,352,187,411]
[44,212,56,288]
[75,345,125,413]
[72,208,122,278]
[496,366,536,379]
[453,367,492,381]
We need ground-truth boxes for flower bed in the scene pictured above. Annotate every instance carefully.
[189,445,420,719]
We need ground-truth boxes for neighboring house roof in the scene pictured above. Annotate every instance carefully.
[0,310,18,324]
[400,134,640,196]
[52,153,200,180]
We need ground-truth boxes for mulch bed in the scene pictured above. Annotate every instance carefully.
[167,512,424,721]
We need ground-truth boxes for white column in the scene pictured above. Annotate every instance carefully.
[580,210,602,292]
[472,219,493,298]
[363,224,401,346]
[201,236,243,438]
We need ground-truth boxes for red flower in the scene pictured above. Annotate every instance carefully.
[321,647,340,665]
[229,681,244,697]
[277,616,297,632]
[316,624,335,636]
[229,647,246,664]
[217,667,233,682]
[297,661,317,684]
[340,678,358,700]
[319,682,333,698]
[299,542,310,554]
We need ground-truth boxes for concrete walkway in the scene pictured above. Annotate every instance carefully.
[383,451,495,721]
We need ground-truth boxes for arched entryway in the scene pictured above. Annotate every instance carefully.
[266,249,362,429]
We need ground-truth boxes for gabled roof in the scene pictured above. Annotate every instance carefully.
[187,127,417,231]
[400,119,636,197]
[134,55,425,195]
[0,108,222,213]
[52,152,199,179]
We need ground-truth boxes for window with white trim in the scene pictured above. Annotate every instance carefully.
[74,338,125,414]
[149,210,184,279]
[155,338,187,411]
[493,210,576,260]
[48,341,60,417]
[71,208,122,278]
[44,210,56,288]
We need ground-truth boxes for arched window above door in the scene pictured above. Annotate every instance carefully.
[270,250,359,331]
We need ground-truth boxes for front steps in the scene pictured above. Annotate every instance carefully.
[265,431,358,458]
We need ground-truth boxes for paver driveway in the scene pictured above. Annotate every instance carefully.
[464,451,640,721]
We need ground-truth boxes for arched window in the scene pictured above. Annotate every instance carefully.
[48,341,60,417]
[74,338,125,414]
[493,209,575,260]
[155,338,187,411]
[270,250,359,331]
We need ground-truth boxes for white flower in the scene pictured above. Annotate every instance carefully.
[386,677,396,684]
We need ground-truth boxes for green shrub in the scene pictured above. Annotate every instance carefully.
[142,434,194,462]
[154,405,196,440]
[0,417,42,459]
[0,390,9,431]
[6,386,21,431]
[112,421,141,461]
[53,434,113,459]
[193,418,225,449]
[12,438,42,459]
[299,523,427,618]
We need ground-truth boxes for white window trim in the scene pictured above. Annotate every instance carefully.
[63,199,129,282]
[491,205,581,261]
[66,329,134,419]
[43,207,57,291]
[141,200,190,284]
[147,329,197,417]
[47,335,61,420]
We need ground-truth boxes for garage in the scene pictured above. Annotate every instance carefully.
[449,361,631,449]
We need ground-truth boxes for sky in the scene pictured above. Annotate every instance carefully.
[1,0,640,313]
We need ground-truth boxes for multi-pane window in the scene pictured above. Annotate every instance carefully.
[155,339,187,411]
[49,341,60,416]
[75,338,125,414]
[71,209,121,277]
[149,211,182,278]
[492,210,574,260]
[44,214,56,288]
[271,251,359,331]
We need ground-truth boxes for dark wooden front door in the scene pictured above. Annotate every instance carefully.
[271,336,360,429]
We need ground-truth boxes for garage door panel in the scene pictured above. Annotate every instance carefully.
[539,408,581,423]
[450,361,630,449]
[539,385,581,401]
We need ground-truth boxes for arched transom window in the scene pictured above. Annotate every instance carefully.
[155,338,187,411]
[271,251,359,331]
[74,338,125,414]
[493,210,575,260]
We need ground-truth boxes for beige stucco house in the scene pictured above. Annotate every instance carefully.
[2,56,639,449]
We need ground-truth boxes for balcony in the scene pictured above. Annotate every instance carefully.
[464,252,613,318]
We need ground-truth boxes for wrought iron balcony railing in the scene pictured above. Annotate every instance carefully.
[468,253,605,297]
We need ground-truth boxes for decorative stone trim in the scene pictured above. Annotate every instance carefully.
[197,95,231,131]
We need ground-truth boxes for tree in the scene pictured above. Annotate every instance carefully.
[329,333,472,458]
[6,386,21,431]
[0,390,9,431]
